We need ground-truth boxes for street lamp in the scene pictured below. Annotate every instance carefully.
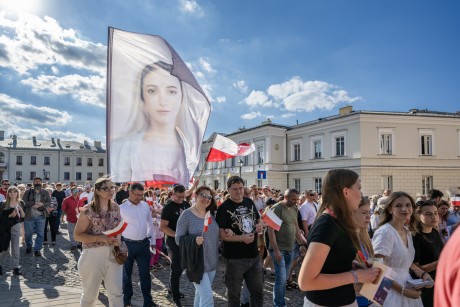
[238,159,243,178]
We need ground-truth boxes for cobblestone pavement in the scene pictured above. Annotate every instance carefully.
[0,223,305,306]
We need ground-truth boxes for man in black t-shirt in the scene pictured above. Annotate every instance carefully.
[216,176,264,307]
[51,182,66,233]
[160,184,190,307]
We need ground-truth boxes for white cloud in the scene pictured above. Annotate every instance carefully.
[199,57,215,74]
[241,111,262,120]
[2,123,95,143]
[180,0,204,17]
[243,77,361,113]
[281,113,296,118]
[50,66,59,74]
[0,93,71,126]
[21,74,106,107]
[243,90,273,107]
[233,80,248,93]
[216,96,226,103]
[0,11,106,76]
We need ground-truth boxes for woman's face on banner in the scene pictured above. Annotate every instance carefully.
[142,68,182,126]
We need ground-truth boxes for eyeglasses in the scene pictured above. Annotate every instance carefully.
[199,193,212,200]
[100,186,116,192]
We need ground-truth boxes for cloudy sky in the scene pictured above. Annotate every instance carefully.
[0,0,459,145]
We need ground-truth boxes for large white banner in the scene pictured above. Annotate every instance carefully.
[107,28,211,185]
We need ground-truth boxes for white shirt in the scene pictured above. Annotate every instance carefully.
[299,201,317,227]
[120,200,155,245]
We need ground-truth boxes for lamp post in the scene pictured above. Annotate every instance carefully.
[238,159,243,178]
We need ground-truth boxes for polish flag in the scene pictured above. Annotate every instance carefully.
[206,134,239,162]
[103,219,128,237]
[451,196,460,207]
[203,211,212,232]
[262,209,283,231]
[237,143,256,156]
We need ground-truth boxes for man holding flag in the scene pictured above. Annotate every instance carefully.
[267,188,307,307]
[216,176,264,307]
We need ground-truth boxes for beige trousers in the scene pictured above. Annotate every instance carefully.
[78,245,123,307]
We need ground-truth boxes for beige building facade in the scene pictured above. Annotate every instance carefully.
[0,132,106,185]
[197,108,460,197]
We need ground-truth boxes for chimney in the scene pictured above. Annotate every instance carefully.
[57,139,61,146]
[32,136,37,144]
[51,137,55,144]
[339,106,353,116]
[0,131,4,141]
[94,141,102,148]
[84,140,89,147]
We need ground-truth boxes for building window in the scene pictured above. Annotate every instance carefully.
[257,145,264,164]
[231,158,236,167]
[331,131,347,157]
[16,156,22,165]
[44,171,50,180]
[64,157,70,166]
[87,172,93,181]
[243,155,249,166]
[44,156,50,165]
[30,156,37,165]
[382,176,393,191]
[213,180,219,190]
[291,142,301,161]
[87,158,93,166]
[16,171,22,180]
[378,128,395,155]
[0,153,5,164]
[421,135,432,155]
[422,176,433,195]
[98,158,104,166]
[310,135,323,159]
[76,157,82,166]
[30,172,36,180]
[64,172,70,180]
[294,178,301,191]
[314,177,322,194]
[419,129,434,156]
[76,172,82,180]
[98,172,104,178]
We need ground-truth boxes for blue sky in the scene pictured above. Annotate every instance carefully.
[0,0,459,144]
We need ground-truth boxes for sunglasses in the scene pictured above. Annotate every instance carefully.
[100,186,116,192]
[199,193,212,200]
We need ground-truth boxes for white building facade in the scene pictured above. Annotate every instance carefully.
[197,107,460,197]
[0,132,106,185]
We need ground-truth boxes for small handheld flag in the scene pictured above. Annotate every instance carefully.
[103,219,128,237]
[262,209,283,231]
[203,211,212,233]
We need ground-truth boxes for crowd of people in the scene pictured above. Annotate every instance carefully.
[1,173,460,307]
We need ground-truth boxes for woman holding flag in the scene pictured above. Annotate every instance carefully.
[74,176,125,307]
[175,185,219,307]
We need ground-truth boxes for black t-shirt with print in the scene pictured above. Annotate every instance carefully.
[305,214,357,306]
[413,228,444,280]
[161,199,190,232]
[216,197,260,259]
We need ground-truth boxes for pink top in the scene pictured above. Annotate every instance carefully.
[82,203,122,249]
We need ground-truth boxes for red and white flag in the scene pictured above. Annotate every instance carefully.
[451,196,460,207]
[203,211,212,232]
[237,142,256,156]
[262,209,283,231]
[207,134,239,162]
[103,219,128,237]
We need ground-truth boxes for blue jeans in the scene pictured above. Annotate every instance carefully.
[24,215,46,252]
[123,238,152,307]
[269,249,294,307]
[193,270,216,307]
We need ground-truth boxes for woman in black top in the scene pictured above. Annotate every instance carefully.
[298,169,380,307]
[413,200,444,307]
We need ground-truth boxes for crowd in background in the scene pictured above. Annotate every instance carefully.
[1,173,460,307]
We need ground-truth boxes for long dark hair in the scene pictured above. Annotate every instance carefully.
[195,185,217,215]
[316,169,360,249]
[378,191,417,231]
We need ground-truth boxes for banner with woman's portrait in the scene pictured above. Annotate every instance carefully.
[107,27,211,185]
